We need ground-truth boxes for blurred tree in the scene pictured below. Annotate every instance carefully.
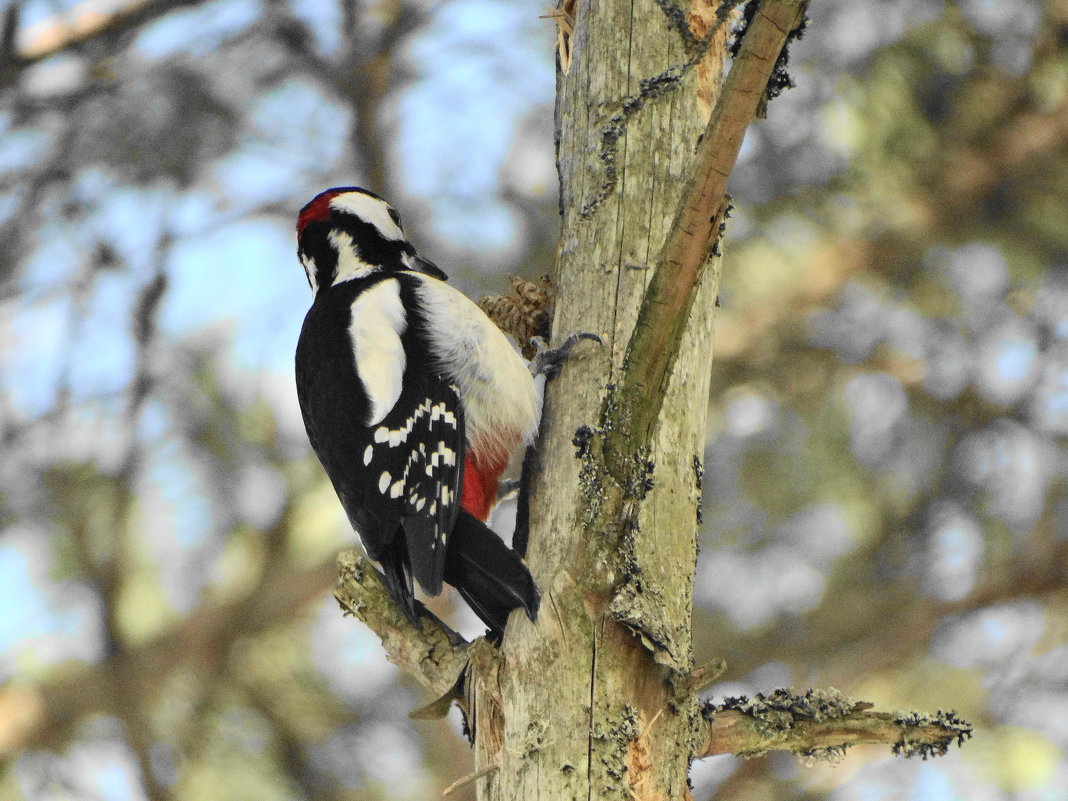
[0,1,1065,800]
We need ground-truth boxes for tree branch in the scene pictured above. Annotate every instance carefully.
[333,551,471,700]
[0,559,338,760]
[12,0,204,67]
[696,689,974,762]
[602,0,807,483]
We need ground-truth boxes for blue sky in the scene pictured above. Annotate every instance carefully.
[0,0,564,712]
[2,1,1067,797]
[3,0,1063,695]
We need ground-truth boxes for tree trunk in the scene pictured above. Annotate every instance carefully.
[470,2,728,798]
[334,3,974,789]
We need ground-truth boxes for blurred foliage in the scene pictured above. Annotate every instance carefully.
[0,0,1066,800]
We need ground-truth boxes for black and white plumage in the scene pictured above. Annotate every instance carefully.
[294,187,540,634]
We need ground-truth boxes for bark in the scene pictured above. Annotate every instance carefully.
[329,1,975,797]
[474,1,735,798]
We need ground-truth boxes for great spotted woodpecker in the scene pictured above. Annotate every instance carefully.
[294,187,540,634]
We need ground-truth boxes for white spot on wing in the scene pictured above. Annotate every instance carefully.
[390,480,403,499]
[363,445,373,465]
[378,471,391,493]
[349,279,407,426]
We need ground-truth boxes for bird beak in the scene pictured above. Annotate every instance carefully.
[410,254,449,281]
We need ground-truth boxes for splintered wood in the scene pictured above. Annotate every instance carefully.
[626,709,665,801]
[543,0,576,74]
[688,0,734,122]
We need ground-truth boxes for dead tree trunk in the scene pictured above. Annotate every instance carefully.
[473,1,730,798]
[335,3,973,797]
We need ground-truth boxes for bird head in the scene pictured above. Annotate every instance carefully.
[296,187,447,295]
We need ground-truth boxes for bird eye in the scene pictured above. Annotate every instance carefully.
[387,207,402,228]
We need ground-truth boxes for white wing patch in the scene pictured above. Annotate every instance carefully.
[349,279,407,426]
[329,193,405,241]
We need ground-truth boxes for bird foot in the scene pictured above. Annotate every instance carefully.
[528,332,602,378]
[496,478,521,501]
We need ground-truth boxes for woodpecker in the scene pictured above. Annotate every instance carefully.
[294,187,540,634]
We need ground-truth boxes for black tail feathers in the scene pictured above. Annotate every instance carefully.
[371,514,539,636]
[444,512,540,635]
[377,540,420,625]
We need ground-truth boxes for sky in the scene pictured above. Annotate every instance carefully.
[1,0,1066,798]
[0,0,556,698]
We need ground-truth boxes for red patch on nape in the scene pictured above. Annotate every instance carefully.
[297,186,381,237]
[460,452,510,522]
[296,189,346,237]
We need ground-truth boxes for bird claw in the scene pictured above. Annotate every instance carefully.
[528,332,602,378]
[496,478,521,500]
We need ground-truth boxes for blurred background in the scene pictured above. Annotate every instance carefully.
[0,0,1065,799]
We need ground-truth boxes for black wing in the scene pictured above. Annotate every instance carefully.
[354,375,465,595]
[295,277,465,604]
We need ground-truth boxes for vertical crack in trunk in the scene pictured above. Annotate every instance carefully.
[587,623,599,801]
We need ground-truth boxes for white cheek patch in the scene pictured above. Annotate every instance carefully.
[330,229,379,284]
[329,193,405,241]
[349,279,407,426]
[301,254,318,293]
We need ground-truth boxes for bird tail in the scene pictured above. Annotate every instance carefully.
[444,511,540,635]
[377,537,419,625]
